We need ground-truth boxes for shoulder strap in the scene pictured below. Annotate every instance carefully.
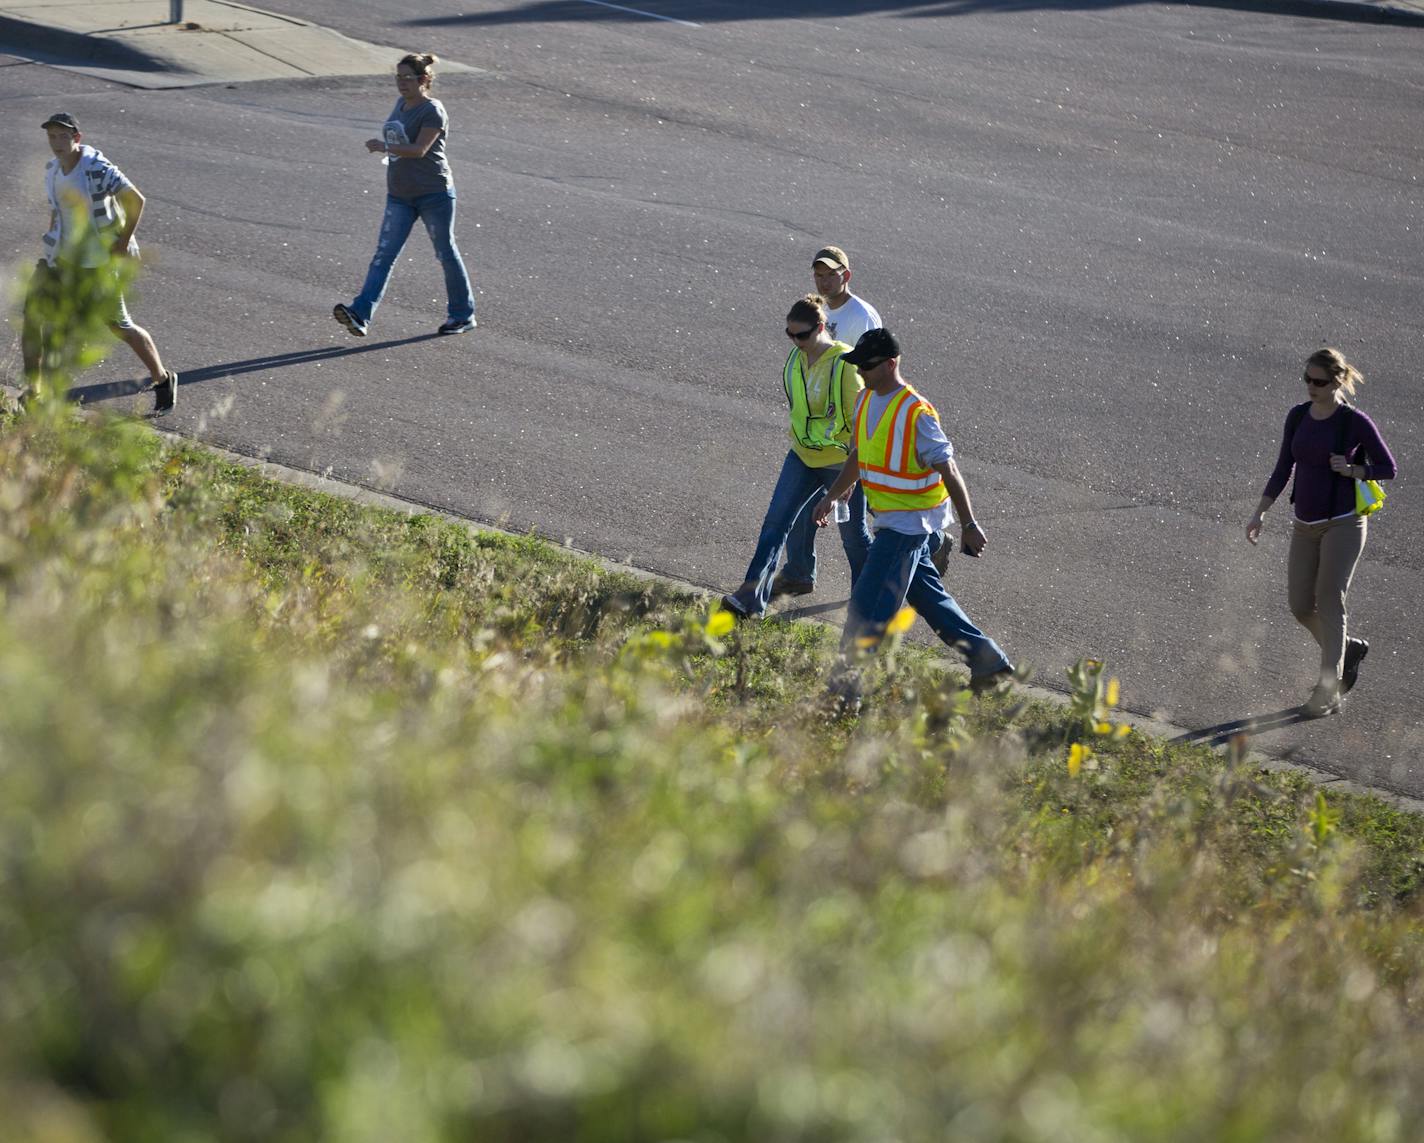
[828,355,848,436]
[782,347,801,409]
[1330,403,1360,515]
[1333,402,1353,454]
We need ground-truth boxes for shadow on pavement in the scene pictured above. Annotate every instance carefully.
[0,16,177,73]
[778,599,849,620]
[402,0,1424,29]
[1169,706,1308,747]
[67,334,443,405]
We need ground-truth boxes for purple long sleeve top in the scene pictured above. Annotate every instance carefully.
[1262,402,1398,522]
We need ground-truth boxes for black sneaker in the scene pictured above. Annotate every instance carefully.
[438,317,477,335]
[769,574,814,599]
[969,665,1015,695]
[333,303,368,337]
[153,370,178,415]
[1341,638,1369,694]
[824,667,864,717]
[720,594,755,621]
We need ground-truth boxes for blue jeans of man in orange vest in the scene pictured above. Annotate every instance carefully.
[723,449,872,618]
[841,528,1011,680]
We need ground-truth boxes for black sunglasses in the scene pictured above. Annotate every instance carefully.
[857,358,888,372]
[786,326,819,341]
[1304,372,1336,387]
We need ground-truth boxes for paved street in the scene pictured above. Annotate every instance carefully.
[2,0,1421,795]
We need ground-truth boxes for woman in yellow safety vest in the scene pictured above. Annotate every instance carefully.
[721,295,872,619]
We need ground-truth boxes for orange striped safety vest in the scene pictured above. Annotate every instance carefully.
[853,385,950,513]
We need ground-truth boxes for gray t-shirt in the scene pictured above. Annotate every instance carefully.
[383,97,453,198]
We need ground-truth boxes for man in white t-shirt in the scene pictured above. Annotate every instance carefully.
[812,245,881,350]
[771,245,885,601]
[22,112,177,413]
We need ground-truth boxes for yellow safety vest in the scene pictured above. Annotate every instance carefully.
[853,386,949,512]
[783,345,852,455]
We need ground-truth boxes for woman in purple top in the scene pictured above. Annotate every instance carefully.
[1246,348,1398,718]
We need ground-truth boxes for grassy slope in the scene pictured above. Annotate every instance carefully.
[1,408,1421,1142]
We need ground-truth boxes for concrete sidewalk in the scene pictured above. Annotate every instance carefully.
[0,0,479,88]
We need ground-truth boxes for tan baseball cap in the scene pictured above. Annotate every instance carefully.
[812,245,850,270]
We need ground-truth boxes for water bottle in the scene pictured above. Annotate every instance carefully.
[833,499,850,524]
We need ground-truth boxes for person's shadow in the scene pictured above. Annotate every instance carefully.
[777,599,848,620]
[1170,707,1308,747]
[66,333,441,405]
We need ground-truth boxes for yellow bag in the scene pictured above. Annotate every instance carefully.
[1355,478,1387,516]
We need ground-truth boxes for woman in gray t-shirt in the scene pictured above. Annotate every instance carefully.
[334,52,476,337]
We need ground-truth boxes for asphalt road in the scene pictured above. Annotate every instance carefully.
[2,0,1421,796]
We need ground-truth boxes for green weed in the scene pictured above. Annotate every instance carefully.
[0,411,1421,1142]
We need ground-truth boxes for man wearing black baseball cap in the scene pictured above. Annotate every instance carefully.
[811,328,1014,707]
[22,112,178,413]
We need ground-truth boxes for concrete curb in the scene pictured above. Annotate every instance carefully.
[156,431,1424,817]
[13,384,1414,815]
[2,381,1419,815]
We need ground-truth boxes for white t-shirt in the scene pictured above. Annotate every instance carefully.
[43,146,134,268]
[824,292,881,350]
[861,386,954,535]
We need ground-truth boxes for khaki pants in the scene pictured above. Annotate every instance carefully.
[1288,514,1366,685]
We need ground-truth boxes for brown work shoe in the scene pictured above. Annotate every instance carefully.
[769,574,814,599]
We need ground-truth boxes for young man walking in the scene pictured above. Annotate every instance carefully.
[23,112,177,413]
[811,328,1014,708]
[771,245,886,601]
[811,245,881,349]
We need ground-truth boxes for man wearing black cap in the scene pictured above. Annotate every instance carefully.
[811,328,1014,705]
[22,112,178,413]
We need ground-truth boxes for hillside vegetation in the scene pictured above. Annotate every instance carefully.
[1,404,1421,1142]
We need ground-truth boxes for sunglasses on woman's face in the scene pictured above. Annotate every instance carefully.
[786,326,818,341]
[1304,372,1336,387]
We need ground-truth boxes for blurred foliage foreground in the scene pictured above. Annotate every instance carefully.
[0,407,1421,1143]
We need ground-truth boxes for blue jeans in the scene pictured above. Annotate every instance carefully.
[779,496,822,585]
[727,451,871,617]
[783,504,946,586]
[841,528,1010,680]
[350,190,474,324]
